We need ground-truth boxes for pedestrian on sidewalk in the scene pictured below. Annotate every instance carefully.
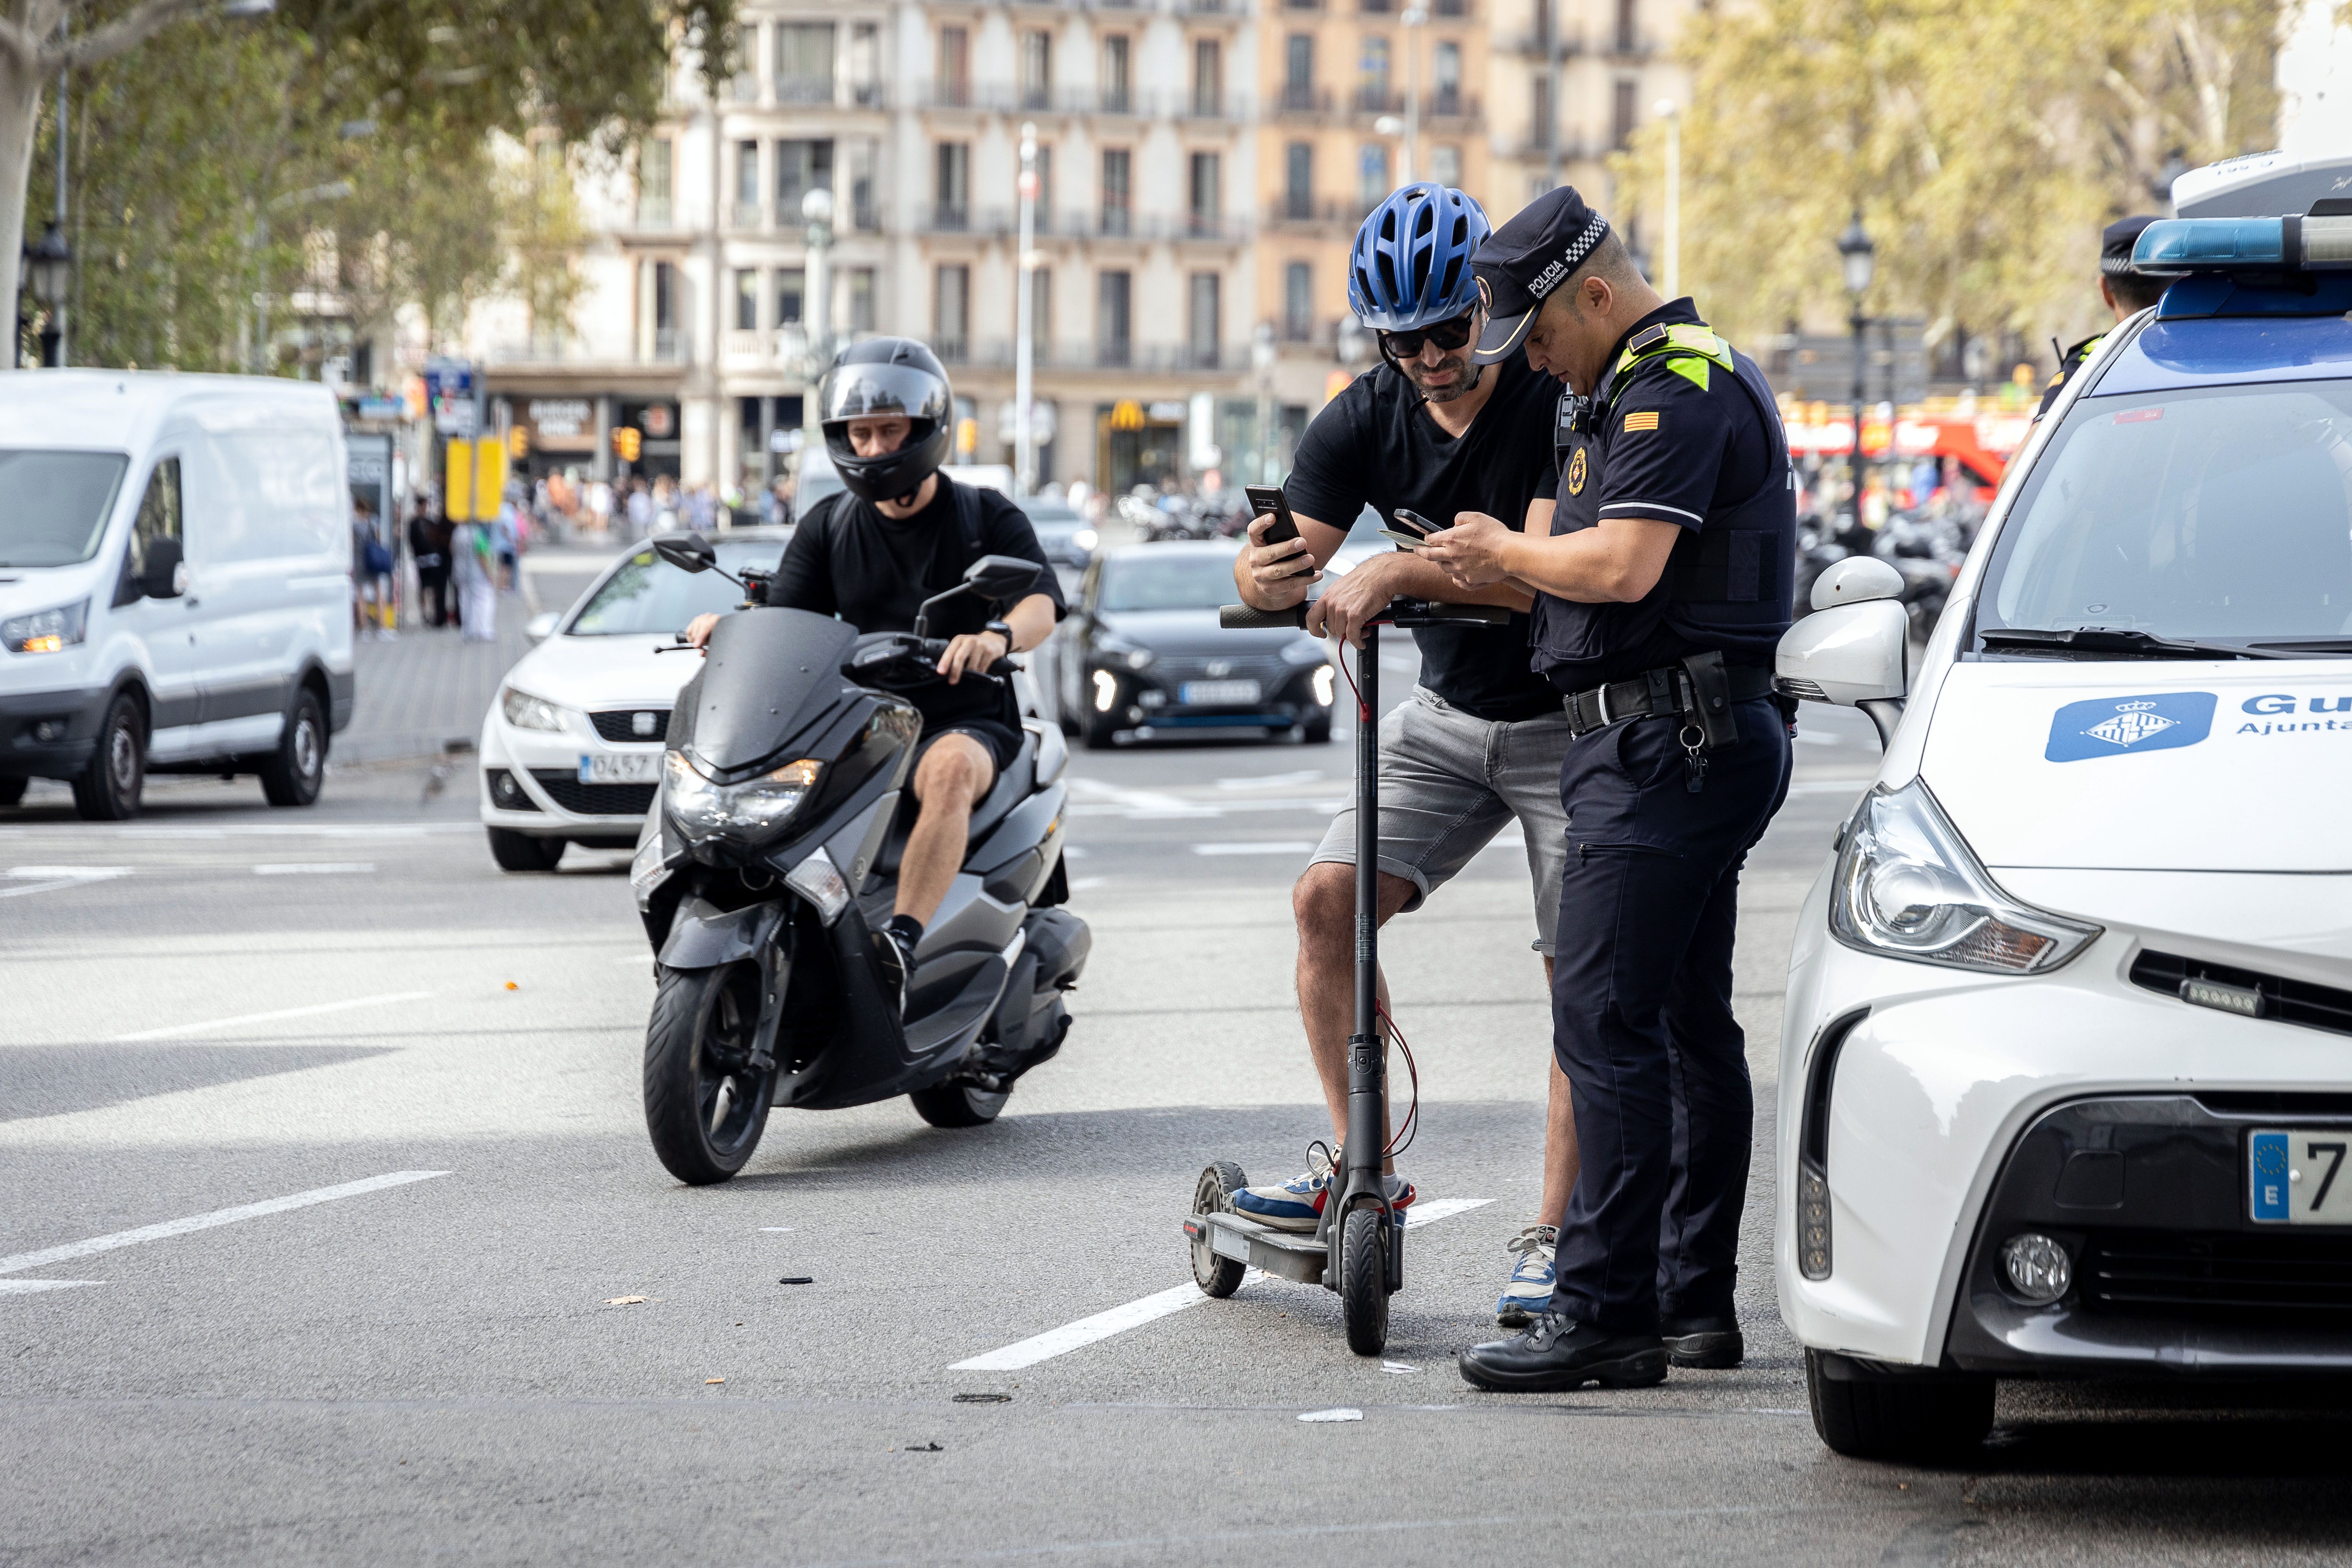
[411,497,452,627]
[452,516,498,642]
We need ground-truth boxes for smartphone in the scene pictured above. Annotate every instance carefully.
[1377,507,1438,550]
[1245,484,1317,579]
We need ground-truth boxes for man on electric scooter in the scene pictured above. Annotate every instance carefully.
[684,338,1063,1010]
[1228,183,1582,1326]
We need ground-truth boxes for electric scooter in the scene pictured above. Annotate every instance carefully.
[1182,595,1510,1355]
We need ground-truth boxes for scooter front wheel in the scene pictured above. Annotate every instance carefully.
[1339,1206,1390,1356]
[643,961,776,1185]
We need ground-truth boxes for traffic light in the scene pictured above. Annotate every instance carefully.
[612,425,642,463]
[507,425,530,459]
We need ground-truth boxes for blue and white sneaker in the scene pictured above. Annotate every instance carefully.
[1232,1160,1416,1233]
[1495,1225,1558,1327]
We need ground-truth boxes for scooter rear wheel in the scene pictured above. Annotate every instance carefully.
[1339,1206,1389,1356]
[1190,1162,1249,1298]
[907,1080,1010,1128]
[643,961,776,1185]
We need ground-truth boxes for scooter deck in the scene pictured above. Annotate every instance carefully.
[1184,1210,1328,1286]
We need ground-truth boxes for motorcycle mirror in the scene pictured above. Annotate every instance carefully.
[653,535,718,574]
[963,553,1043,603]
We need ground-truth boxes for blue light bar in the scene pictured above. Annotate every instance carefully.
[2134,215,2352,273]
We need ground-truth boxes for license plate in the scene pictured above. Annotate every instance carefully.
[2250,1129,2352,1224]
[1179,679,1261,706]
[578,752,661,785]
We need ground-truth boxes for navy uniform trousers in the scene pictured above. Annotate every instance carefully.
[1546,695,1791,1334]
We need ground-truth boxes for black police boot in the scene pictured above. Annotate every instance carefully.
[1659,1313,1744,1370]
[1457,1310,1667,1393]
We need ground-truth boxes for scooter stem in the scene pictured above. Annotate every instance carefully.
[1345,624,1384,1193]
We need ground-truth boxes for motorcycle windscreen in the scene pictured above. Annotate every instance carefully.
[679,606,861,776]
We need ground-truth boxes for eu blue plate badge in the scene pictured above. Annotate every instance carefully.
[2251,1131,2290,1222]
[2045,691,2216,763]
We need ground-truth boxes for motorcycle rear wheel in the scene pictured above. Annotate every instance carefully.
[643,961,776,1184]
[908,1079,1010,1128]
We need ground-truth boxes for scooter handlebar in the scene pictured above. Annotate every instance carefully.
[1219,603,1309,630]
[1217,600,1513,631]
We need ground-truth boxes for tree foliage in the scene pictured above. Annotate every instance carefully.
[1617,0,2281,364]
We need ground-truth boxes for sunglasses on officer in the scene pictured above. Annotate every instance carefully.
[1377,310,1477,359]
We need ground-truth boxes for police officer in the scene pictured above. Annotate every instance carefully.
[1420,188,1795,1391]
[2035,215,2167,420]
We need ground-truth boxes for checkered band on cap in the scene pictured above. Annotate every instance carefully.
[1534,214,1612,298]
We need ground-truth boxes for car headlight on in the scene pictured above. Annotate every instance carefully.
[1311,664,1336,707]
[501,685,568,733]
[1092,668,1120,712]
[664,750,822,838]
[1832,780,2100,973]
[1093,636,1153,670]
[2,598,88,654]
[1072,527,1098,552]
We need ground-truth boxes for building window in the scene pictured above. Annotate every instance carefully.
[935,142,971,229]
[935,264,971,361]
[1100,148,1131,236]
[1188,152,1221,236]
[1357,142,1390,205]
[777,268,805,327]
[735,269,759,330]
[1192,38,1222,116]
[1284,34,1314,110]
[1358,35,1391,113]
[652,260,678,358]
[1101,36,1131,113]
[1189,273,1220,367]
[848,22,881,107]
[1612,77,1637,148]
[1532,0,1552,48]
[1432,40,1461,114]
[777,139,834,222]
[937,26,970,108]
[1530,73,1553,149]
[848,268,877,333]
[735,140,761,227]
[1615,0,1639,55]
[637,137,672,228]
[1430,142,1462,187]
[845,137,880,232]
[1284,142,1313,219]
[1284,261,1313,340]
[1020,30,1052,111]
[777,22,835,104]
[1098,270,1132,366]
[730,23,760,100]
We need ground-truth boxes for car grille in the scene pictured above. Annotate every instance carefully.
[2129,949,2352,1039]
[589,708,671,743]
[1149,653,1292,688]
[2082,1230,2352,1319]
[529,770,657,817]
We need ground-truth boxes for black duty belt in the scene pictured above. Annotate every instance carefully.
[1563,659,1776,740]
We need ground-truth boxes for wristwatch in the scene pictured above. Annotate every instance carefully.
[983,618,1015,655]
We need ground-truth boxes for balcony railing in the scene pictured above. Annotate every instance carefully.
[731,201,765,230]
[1265,196,1376,230]
[1505,27,1584,55]
[1607,31,1656,58]
[1275,83,1331,115]
[1422,89,1479,122]
[1352,86,1403,114]
[633,198,675,230]
[956,340,1256,375]
[775,74,836,105]
[482,336,691,368]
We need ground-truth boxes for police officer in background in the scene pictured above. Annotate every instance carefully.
[1420,188,1795,1391]
[2035,215,2166,420]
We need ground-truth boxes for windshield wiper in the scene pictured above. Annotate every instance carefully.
[1978,627,2302,660]
[2248,638,2352,654]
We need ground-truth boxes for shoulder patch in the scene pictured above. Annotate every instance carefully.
[1622,410,1661,432]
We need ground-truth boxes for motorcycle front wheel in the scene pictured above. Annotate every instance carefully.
[643,961,777,1184]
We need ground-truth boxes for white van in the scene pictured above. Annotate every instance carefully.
[0,371,354,819]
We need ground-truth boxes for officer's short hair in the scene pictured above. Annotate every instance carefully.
[2110,272,2167,313]
[1549,231,1647,319]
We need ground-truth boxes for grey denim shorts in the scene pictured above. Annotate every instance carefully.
[1309,685,1573,954]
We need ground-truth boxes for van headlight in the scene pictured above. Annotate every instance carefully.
[2,599,88,654]
[664,750,821,838]
[1832,780,2100,973]
[500,686,567,732]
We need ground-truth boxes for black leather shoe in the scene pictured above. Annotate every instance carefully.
[1660,1313,1744,1369]
[1457,1311,1667,1393]
[871,925,916,1017]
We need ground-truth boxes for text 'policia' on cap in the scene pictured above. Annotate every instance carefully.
[1470,186,1611,363]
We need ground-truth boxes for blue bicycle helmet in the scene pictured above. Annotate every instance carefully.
[1347,182,1492,332]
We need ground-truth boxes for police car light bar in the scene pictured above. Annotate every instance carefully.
[2134,215,2352,273]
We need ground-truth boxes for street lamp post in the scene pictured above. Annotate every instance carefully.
[1400,6,1426,187]
[1013,122,1038,498]
[24,224,72,368]
[1836,210,1877,522]
[1251,323,1277,485]
[801,186,836,447]
[1655,100,1679,300]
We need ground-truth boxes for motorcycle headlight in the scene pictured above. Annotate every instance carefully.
[501,686,568,733]
[2,598,88,654]
[1832,780,2100,973]
[664,750,822,838]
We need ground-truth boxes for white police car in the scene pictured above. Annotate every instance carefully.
[1774,194,2352,1459]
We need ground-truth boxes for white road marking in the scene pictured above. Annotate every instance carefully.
[0,1280,103,1295]
[1298,1407,1364,1423]
[110,991,436,1043]
[1063,779,1221,818]
[949,1198,1493,1372]
[0,878,94,900]
[0,1171,448,1278]
[1068,876,1109,891]
[1216,769,1325,791]
[253,862,378,876]
[1193,841,1315,856]
[8,866,132,878]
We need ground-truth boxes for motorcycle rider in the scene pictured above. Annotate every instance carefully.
[685,339,1063,1008]
[1229,182,1584,1326]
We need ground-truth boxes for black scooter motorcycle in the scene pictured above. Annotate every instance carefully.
[628,535,1089,1184]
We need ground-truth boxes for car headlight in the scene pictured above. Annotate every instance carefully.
[1832,779,2100,973]
[2,599,88,654]
[664,750,822,838]
[1311,664,1336,707]
[1072,528,1098,552]
[501,686,568,733]
[1093,636,1152,670]
[1281,638,1329,666]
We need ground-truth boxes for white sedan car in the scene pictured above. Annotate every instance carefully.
[1774,213,2352,1460]
[479,530,790,871]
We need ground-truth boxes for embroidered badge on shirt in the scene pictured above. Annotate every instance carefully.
[1566,446,1588,495]
[1622,410,1661,432]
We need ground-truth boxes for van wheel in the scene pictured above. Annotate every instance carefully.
[71,693,146,821]
[488,828,566,871]
[1080,711,1120,750]
[259,688,327,806]
[0,776,26,807]
[1805,1350,1994,1461]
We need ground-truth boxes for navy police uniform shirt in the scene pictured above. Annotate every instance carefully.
[1532,298,1795,693]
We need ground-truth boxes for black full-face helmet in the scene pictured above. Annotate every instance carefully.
[817,337,955,505]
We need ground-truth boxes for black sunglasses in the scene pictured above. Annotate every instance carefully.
[1378,311,1477,359]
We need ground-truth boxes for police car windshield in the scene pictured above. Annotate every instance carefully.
[1980,382,2352,650]
[568,541,783,635]
[1098,553,1243,612]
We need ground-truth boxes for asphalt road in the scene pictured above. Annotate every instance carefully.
[2,649,2347,1567]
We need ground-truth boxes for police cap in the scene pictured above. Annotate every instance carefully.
[1470,186,1612,363]
[2101,215,2163,278]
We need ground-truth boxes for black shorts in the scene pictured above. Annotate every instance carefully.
[914,718,1022,780]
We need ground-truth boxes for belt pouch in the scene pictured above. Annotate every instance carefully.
[1680,650,1739,750]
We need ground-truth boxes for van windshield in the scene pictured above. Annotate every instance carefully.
[0,451,130,567]
[1979,382,2352,649]
[567,540,786,635]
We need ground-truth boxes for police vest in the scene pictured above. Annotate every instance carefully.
[1530,321,1797,673]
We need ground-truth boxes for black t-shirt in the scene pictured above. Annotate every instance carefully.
[1284,353,1563,722]
[764,477,1066,729]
